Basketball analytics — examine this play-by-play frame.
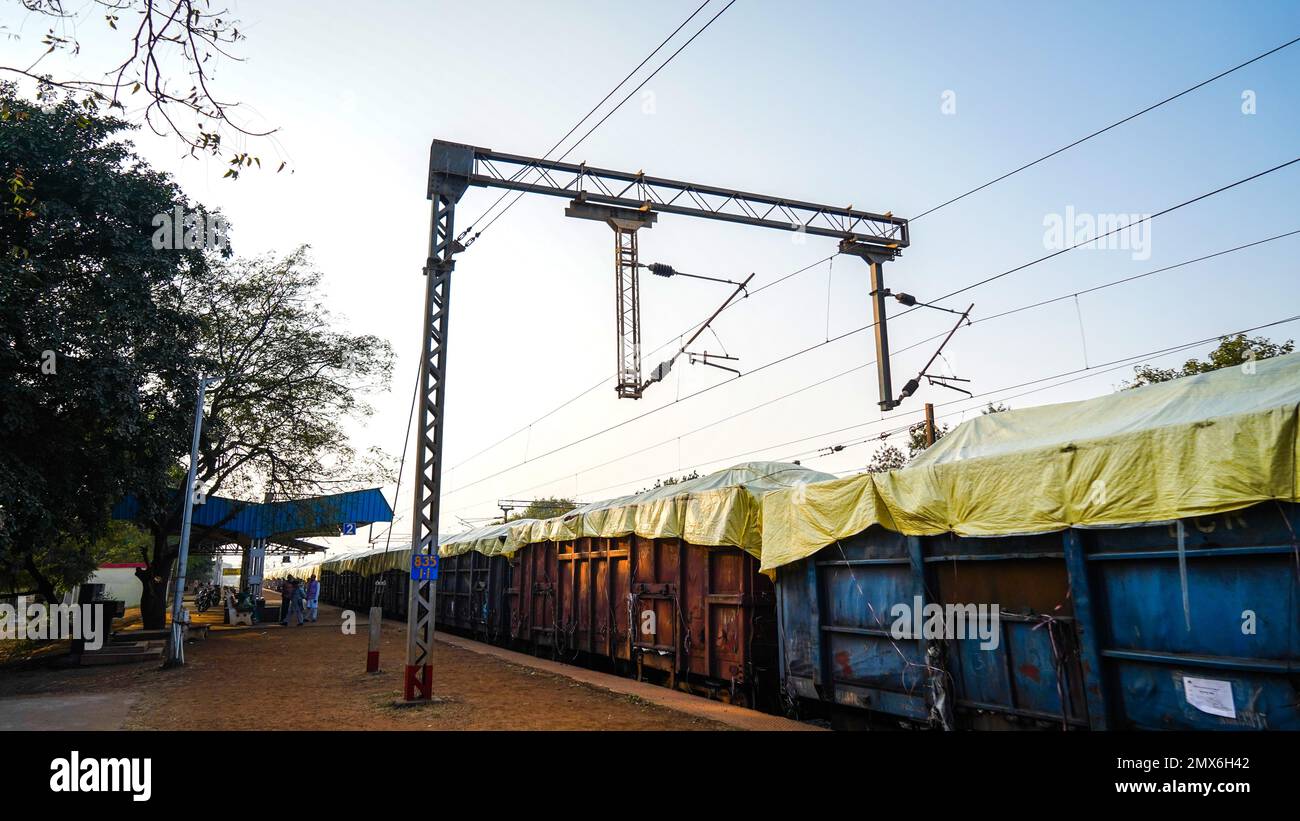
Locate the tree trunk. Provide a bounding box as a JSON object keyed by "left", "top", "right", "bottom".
{"left": 22, "top": 552, "right": 59, "bottom": 605}
{"left": 136, "top": 530, "right": 175, "bottom": 629}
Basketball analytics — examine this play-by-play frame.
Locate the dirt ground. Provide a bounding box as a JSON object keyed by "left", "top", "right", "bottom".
{"left": 0, "top": 597, "right": 728, "bottom": 731}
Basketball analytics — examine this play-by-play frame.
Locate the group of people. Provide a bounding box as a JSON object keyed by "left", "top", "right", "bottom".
{"left": 278, "top": 574, "right": 319, "bottom": 626}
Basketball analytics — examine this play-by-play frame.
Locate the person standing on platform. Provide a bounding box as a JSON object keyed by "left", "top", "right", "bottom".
{"left": 305, "top": 574, "right": 320, "bottom": 623}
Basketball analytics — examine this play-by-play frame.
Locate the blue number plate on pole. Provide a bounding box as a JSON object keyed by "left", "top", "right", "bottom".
{"left": 411, "top": 553, "right": 439, "bottom": 581}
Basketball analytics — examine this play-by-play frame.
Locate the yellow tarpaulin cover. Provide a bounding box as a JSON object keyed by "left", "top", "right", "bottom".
{"left": 319, "top": 541, "right": 428, "bottom": 576}
{"left": 264, "top": 555, "right": 324, "bottom": 581}
{"left": 439, "top": 462, "right": 835, "bottom": 561}
{"left": 318, "top": 529, "right": 503, "bottom": 576}
{"left": 760, "top": 352, "right": 1300, "bottom": 573}
{"left": 435, "top": 520, "right": 537, "bottom": 560}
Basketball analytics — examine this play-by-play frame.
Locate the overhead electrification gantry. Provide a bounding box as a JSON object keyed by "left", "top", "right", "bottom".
{"left": 405, "top": 139, "right": 910, "bottom": 700}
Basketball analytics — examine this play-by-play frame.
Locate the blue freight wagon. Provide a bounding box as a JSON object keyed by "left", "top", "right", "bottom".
{"left": 767, "top": 353, "right": 1300, "bottom": 730}
{"left": 776, "top": 503, "right": 1299, "bottom": 729}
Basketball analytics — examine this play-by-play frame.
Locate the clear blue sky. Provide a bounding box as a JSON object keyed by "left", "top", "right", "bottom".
{"left": 8, "top": 0, "right": 1300, "bottom": 540}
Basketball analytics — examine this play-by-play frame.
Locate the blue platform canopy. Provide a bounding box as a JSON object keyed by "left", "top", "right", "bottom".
{"left": 113, "top": 488, "right": 394, "bottom": 553}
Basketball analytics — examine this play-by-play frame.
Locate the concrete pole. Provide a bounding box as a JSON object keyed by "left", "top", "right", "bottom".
{"left": 367, "top": 606, "right": 383, "bottom": 672}
{"left": 166, "top": 374, "right": 219, "bottom": 667}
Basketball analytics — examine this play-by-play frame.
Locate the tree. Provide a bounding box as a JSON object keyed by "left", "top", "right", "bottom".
{"left": 1, "top": 1, "right": 282, "bottom": 178}
{"left": 905, "top": 419, "right": 949, "bottom": 459}
{"left": 864, "top": 442, "right": 906, "bottom": 474}
{"left": 126, "top": 247, "right": 395, "bottom": 627}
{"left": 0, "top": 81, "right": 207, "bottom": 605}
{"left": 513, "top": 497, "right": 577, "bottom": 521}
{"left": 637, "top": 470, "right": 701, "bottom": 494}
{"left": 1122, "top": 334, "right": 1294, "bottom": 389}
{"left": 982, "top": 402, "right": 1011, "bottom": 414}
{"left": 1, "top": 82, "right": 394, "bottom": 628}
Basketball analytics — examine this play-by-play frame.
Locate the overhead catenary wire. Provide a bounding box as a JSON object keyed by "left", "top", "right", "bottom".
{"left": 366, "top": 357, "right": 422, "bottom": 550}
{"left": 911, "top": 34, "right": 1300, "bottom": 221}
{"left": 441, "top": 158, "right": 1300, "bottom": 502}
{"left": 446, "top": 254, "right": 835, "bottom": 474}
{"left": 567, "top": 313, "right": 1300, "bottom": 503}
{"left": 819, "top": 313, "right": 1300, "bottom": 470}
{"left": 465, "top": 0, "right": 738, "bottom": 245}
{"left": 913, "top": 157, "right": 1300, "bottom": 313}
{"left": 456, "top": 0, "right": 718, "bottom": 239}
{"left": 444, "top": 36, "right": 1299, "bottom": 475}
{"left": 461, "top": 229, "right": 1300, "bottom": 512}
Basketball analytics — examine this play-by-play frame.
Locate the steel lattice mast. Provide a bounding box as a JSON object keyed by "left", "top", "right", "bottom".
{"left": 404, "top": 139, "right": 909, "bottom": 699}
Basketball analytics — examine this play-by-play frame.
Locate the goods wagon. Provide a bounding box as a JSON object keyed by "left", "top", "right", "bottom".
{"left": 775, "top": 504, "right": 1300, "bottom": 730}
{"left": 768, "top": 353, "right": 1300, "bottom": 730}
{"left": 435, "top": 551, "right": 512, "bottom": 642}
{"left": 375, "top": 568, "right": 410, "bottom": 619}
{"left": 506, "top": 534, "right": 778, "bottom": 707}
{"left": 1078, "top": 503, "right": 1299, "bottom": 730}
{"left": 777, "top": 526, "right": 1089, "bottom": 728}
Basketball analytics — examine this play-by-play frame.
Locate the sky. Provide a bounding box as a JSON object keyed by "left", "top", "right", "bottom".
{"left": 6, "top": 0, "right": 1300, "bottom": 558}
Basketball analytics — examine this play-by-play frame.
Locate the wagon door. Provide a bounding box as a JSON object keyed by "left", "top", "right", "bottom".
{"left": 610, "top": 536, "right": 633, "bottom": 661}
{"left": 556, "top": 539, "right": 578, "bottom": 653}
{"left": 687, "top": 546, "right": 772, "bottom": 701}
{"left": 590, "top": 537, "right": 626, "bottom": 661}
{"left": 529, "top": 542, "right": 558, "bottom": 651}
{"left": 631, "top": 536, "right": 683, "bottom": 685}
{"left": 469, "top": 552, "right": 491, "bottom": 637}
{"left": 507, "top": 551, "right": 525, "bottom": 645}
{"left": 486, "top": 554, "right": 511, "bottom": 644}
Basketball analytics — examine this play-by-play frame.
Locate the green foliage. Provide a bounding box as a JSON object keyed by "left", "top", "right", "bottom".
{"left": 514, "top": 497, "right": 577, "bottom": 521}
{"left": 87, "top": 521, "right": 152, "bottom": 565}
{"left": 5, "top": 521, "right": 151, "bottom": 597}
{"left": 186, "top": 553, "right": 216, "bottom": 580}
{"left": 190, "top": 247, "right": 396, "bottom": 500}
{"left": 0, "top": 82, "right": 394, "bottom": 625}
{"left": 864, "top": 442, "right": 907, "bottom": 474}
{"left": 637, "top": 470, "right": 701, "bottom": 494}
{"left": 1122, "top": 334, "right": 1294, "bottom": 389}
{"left": 0, "top": 80, "right": 207, "bottom": 601}
{"left": 906, "top": 420, "right": 949, "bottom": 458}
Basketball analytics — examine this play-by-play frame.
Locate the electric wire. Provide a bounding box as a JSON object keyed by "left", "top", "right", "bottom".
{"left": 442, "top": 159, "right": 1300, "bottom": 501}
{"left": 462, "top": 230, "right": 1300, "bottom": 511}
{"left": 457, "top": 0, "right": 717, "bottom": 237}
{"left": 574, "top": 313, "right": 1300, "bottom": 501}
{"left": 912, "top": 34, "right": 1300, "bottom": 220}
{"left": 444, "top": 37, "right": 1300, "bottom": 472}
{"left": 466, "top": 0, "right": 738, "bottom": 244}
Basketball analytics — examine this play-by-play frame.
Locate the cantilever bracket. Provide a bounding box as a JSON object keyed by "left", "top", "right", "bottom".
{"left": 565, "top": 200, "right": 657, "bottom": 399}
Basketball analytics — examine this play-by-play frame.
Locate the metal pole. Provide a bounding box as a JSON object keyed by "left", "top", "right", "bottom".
{"left": 867, "top": 258, "right": 895, "bottom": 411}
{"left": 167, "top": 374, "right": 218, "bottom": 667}
{"left": 839, "top": 241, "right": 902, "bottom": 411}
{"left": 405, "top": 141, "right": 471, "bottom": 700}
{"left": 405, "top": 196, "right": 455, "bottom": 699}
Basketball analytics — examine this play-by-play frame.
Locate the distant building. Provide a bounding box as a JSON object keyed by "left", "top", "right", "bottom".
{"left": 81, "top": 563, "right": 146, "bottom": 609}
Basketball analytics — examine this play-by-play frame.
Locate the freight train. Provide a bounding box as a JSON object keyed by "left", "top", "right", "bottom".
{"left": 317, "top": 353, "right": 1300, "bottom": 730}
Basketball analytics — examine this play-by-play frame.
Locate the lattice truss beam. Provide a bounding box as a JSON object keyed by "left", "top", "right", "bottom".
{"left": 466, "top": 147, "right": 910, "bottom": 246}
